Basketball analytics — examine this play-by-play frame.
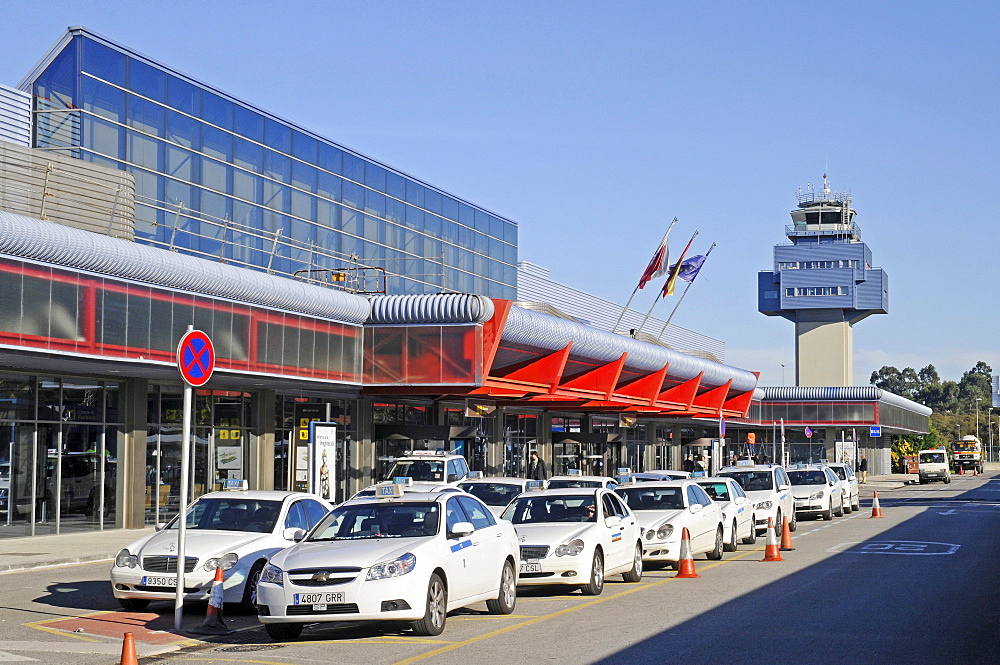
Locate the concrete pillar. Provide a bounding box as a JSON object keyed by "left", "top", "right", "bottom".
{"left": 249, "top": 390, "right": 275, "bottom": 490}
{"left": 120, "top": 377, "right": 148, "bottom": 529}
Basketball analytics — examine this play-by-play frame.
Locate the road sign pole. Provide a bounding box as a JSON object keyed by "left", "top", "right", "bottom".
{"left": 174, "top": 325, "right": 194, "bottom": 631}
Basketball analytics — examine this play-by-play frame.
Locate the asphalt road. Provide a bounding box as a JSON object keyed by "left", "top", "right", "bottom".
{"left": 1, "top": 473, "right": 998, "bottom": 665}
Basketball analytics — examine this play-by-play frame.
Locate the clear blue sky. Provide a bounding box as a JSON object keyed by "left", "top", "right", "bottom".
{"left": 2, "top": 1, "right": 997, "bottom": 388}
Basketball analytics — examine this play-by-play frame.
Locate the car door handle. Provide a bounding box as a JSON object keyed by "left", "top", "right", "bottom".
{"left": 496, "top": 532, "right": 503, "bottom": 538}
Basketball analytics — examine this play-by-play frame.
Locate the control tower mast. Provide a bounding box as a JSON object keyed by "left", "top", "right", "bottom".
{"left": 757, "top": 176, "right": 888, "bottom": 386}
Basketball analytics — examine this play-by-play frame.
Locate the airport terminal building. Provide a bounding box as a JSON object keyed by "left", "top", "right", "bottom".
{"left": 0, "top": 27, "right": 928, "bottom": 541}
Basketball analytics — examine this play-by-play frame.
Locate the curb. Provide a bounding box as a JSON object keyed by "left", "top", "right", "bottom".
{"left": 0, "top": 553, "right": 114, "bottom": 574}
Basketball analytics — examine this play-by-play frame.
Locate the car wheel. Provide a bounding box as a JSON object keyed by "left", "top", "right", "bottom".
{"left": 723, "top": 520, "right": 738, "bottom": 552}
{"left": 240, "top": 560, "right": 266, "bottom": 614}
{"left": 853, "top": 496, "right": 861, "bottom": 511}
{"left": 823, "top": 500, "right": 833, "bottom": 521}
{"left": 622, "top": 543, "right": 643, "bottom": 583}
{"left": 581, "top": 549, "right": 604, "bottom": 595}
{"left": 486, "top": 561, "right": 516, "bottom": 614}
{"left": 773, "top": 510, "right": 782, "bottom": 535}
{"left": 412, "top": 573, "right": 447, "bottom": 636}
{"left": 742, "top": 517, "right": 757, "bottom": 544}
{"left": 789, "top": 510, "right": 797, "bottom": 532}
{"left": 835, "top": 499, "right": 844, "bottom": 517}
{"left": 117, "top": 598, "right": 150, "bottom": 611}
{"left": 265, "top": 622, "right": 302, "bottom": 641}
{"left": 944, "top": 476, "right": 952, "bottom": 484}
{"left": 844, "top": 499, "right": 852, "bottom": 514}
{"left": 706, "top": 526, "right": 723, "bottom": 560}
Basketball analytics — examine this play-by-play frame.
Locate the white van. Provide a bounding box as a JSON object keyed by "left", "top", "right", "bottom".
{"left": 918, "top": 449, "right": 951, "bottom": 484}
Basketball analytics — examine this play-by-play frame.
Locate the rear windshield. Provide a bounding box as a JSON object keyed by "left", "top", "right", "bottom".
{"left": 787, "top": 470, "right": 827, "bottom": 486}
{"left": 616, "top": 487, "right": 685, "bottom": 510}
{"left": 501, "top": 494, "right": 596, "bottom": 524}
{"left": 458, "top": 482, "right": 524, "bottom": 506}
{"left": 311, "top": 502, "right": 439, "bottom": 540}
{"left": 696, "top": 482, "right": 731, "bottom": 501}
{"left": 719, "top": 471, "right": 774, "bottom": 492}
{"left": 548, "top": 479, "right": 603, "bottom": 489}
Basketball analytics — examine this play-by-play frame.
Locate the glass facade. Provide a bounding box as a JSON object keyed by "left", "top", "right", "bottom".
{"left": 30, "top": 31, "right": 517, "bottom": 299}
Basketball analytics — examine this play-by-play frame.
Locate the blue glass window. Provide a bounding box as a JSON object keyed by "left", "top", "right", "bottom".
{"left": 264, "top": 150, "right": 291, "bottom": 183}
{"left": 342, "top": 181, "right": 363, "bottom": 210}
{"left": 234, "top": 105, "right": 264, "bottom": 142}
{"left": 82, "top": 76, "right": 125, "bottom": 123}
{"left": 440, "top": 219, "right": 459, "bottom": 243}
{"left": 35, "top": 41, "right": 78, "bottom": 108}
{"left": 264, "top": 118, "right": 291, "bottom": 154}
{"left": 405, "top": 180, "right": 424, "bottom": 207}
{"left": 127, "top": 130, "right": 160, "bottom": 171}
{"left": 291, "top": 161, "right": 316, "bottom": 193}
{"left": 404, "top": 205, "right": 423, "bottom": 230}
{"left": 318, "top": 144, "right": 343, "bottom": 174}
{"left": 166, "top": 145, "right": 195, "bottom": 180}
{"left": 291, "top": 190, "right": 313, "bottom": 220}
{"left": 489, "top": 216, "right": 505, "bottom": 240}
{"left": 292, "top": 131, "right": 318, "bottom": 163}
{"left": 458, "top": 203, "right": 475, "bottom": 227}
{"left": 82, "top": 38, "right": 126, "bottom": 87}
{"left": 386, "top": 198, "right": 405, "bottom": 224}
{"left": 127, "top": 95, "right": 164, "bottom": 137}
{"left": 167, "top": 75, "right": 200, "bottom": 116}
{"left": 385, "top": 172, "right": 405, "bottom": 200}
{"left": 128, "top": 58, "right": 165, "bottom": 100}
{"left": 424, "top": 189, "right": 442, "bottom": 215}
{"left": 166, "top": 111, "right": 200, "bottom": 149}
{"left": 83, "top": 116, "right": 122, "bottom": 159}
{"left": 364, "top": 163, "right": 386, "bottom": 190}
{"left": 201, "top": 158, "right": 229, "bottom": 193}
{"left": 423, "top": 213, "right": 442, "bottom": 238}
{"left": 441, "top": 196, "right": 459, "bottom": 221}
{"left": 365, "top": 190, "right": 386, "bottom": 217}
{"left": 342, "top": 209, "right": 361, "bottom": 236}
{"left": 233, "top": 170, "right": 260, "bottom": 203}
{"left": 343, "top": 153, "right": 363, "bottom": 182}
{"left": 316, "top": 200, "right": 341, "bottom": 229}
{"left": 234, "top": 138, "right": 263, "bottom": 173}
{"left": 503, "top": 221, "right": 517, "bottom": 244}
{"left": 202, "top": 91, "right": 233, "bottom": 130}
{"left": 317, "top": 171, "right": 341, "bottom": 201}
{"left": 474, "top": 210, "right": 490, "bottom": 233}
{"left": 263, "top": 182, "right": 289, "bottom": 213}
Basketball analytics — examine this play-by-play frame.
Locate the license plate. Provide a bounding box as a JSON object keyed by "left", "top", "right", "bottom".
{"left": 519, "top": 563, "right": 542, "bottom": 574}
{"left": 141, "top": 576, "right": 178, "bottom": 586}
{"left": 293, "top": 592, "right": 344, "bottom": 605}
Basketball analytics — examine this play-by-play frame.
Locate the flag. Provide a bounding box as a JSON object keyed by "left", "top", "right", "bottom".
{"left": 636, "top": 218, "right": 676, "bottom": 289}
{"left": 673, "top": 254, "right": 707, "bottom": 283}
{"left": 660, "top": 231, "right": 697, "bottom": 297}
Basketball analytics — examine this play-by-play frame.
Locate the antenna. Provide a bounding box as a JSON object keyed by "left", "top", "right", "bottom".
{"left": 823, "top": 173, "right": 831, "bottom": 199}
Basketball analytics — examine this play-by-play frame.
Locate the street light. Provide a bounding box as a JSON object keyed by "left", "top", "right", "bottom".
{"left": 781, "top": 363, "right": 786, "bottom": 387}
{"left": 976, "top": 397, "right": 982, "bottom": 440}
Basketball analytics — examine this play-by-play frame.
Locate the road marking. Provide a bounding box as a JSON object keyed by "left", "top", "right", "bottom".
{"left": 0, "top": 652, "right": 39, "bottom": 662}
{"left": 391, "top": 546, "right": 765, "bottom": 665}
{"left": 828, "top": 540, "right": 960, "bottom": 555}
{"left": 938, "top": 509, "right": 957, "bottom": 515}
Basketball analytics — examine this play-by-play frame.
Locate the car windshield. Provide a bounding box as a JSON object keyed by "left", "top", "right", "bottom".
{"left": 953, "top": 442, "right": 977, "bottom": 452}
{"left": 616, "top": 487, "right": 685, "bottom": 510}
{"left": 458, "top": 482, "right": 524, "bottom": 506}
{"left": 165, "top": 498, "right": 282, "bottom": 532}
{"left": 696, "top": 482, "right": 731, "bottom": 502}
{"left": 384, "top": 459, "right": 445, "bottom": 482}
{"left": 501, "top": 494, "right": 596, "bottom": 523}
{"left": 787, "top": 470, "right": 828, "bottom": 486}
{"left": 719, "top": 471, "right": 774, "bottom": 492}
{"left": 310, "top": 502, "right": 439, "bottom": 540}
{"left": 920, "top": 453, "right": 945, "bottom": 464}
{"left": 830, "top": 467, "right": 848, "bottom": 480}
{"left": 547, "top": 479, "right": 602, "bottom": 489}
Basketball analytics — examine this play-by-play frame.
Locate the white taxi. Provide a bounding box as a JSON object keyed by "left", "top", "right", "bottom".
{"left": 546, "top": 472, "right": 619, "bottom": 490}
{"left": 380, "top": 451, "right": 470, "bottom": 486}
{"left": 256, "top": 488, "right": 519, "bottom": 639}
{"left": 458, "top": 476, "right": 538, "bottom": 517}
{"left": 825, "top": 462, "right": 860, "bottom": 512}
{"left": 500, "top": 487, "right": 642, "bottom": 595}
{"left": 786, "top": 465, "right": 846, "bottom": 520}
{"left": 615, "top": 480, "right": 725, "bottom": 565}
{"left": 634, "top": 470, "right": 692, "bottom": 481}
{"left": 717, "top": 464, "right": 796, "bottom": 535}
{"left": 111, "top": 487, "right": 332, "bottom": 612}
{"left": 351, "top": 481, "right": 464, "bottom": 500}
{"left": 694, "top": 477, "right": 756, "bottom": 551}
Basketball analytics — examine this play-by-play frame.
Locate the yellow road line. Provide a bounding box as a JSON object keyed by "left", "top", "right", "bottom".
{"left": 392, "top": 546, "right": 763, "bottom": 665}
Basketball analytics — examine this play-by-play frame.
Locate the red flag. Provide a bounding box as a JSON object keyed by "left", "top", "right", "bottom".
{"left": 661, "top": 231, "right": 698, "bottom": 297}
{"left": 637, "top": 218, "right": 676, "bottom": 289}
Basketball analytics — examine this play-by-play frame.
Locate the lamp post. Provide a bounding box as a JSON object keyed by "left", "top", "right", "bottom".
{"left": 976, "top": 397, "right": 982, "bottom": 440}
{"left": 781, "top": 363, "right": 786, "bottom": 387}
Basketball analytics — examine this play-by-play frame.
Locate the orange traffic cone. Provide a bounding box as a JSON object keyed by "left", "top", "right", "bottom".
{"left": 870, "top": 491, "right": 885, "bottom": 518}
{"left": 119, "top": 631, "right": 138, "bottom": 665}
{"left": 674, "top": 527, "right": 701, "bottom": 578}
{"left": 779, "top": 515, "right": 795, "bottom": 551}
{"left": 188, "top": 565, "right": 231, "bottom": 635}
{"left": 761, "top": 517, "right": 784, "bottom": 562}
{"left": 958, "top": 466, "right": 964, "bottom": 475}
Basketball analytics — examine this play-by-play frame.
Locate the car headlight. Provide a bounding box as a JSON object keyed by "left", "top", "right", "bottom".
{"left": 554, "top": 539, "right": 585, "bottom": 557}
{"left": 756, "top": 501, "right": 773, "bottom": 510}
{"left": 366, "top": 553, "right": 416, "bottom": 580}
{"left": 656, "top": 525, "right": 673, "bottom": 540}
{"left": 260, "top": 563, "right": 284, "bottom": 586}
{"left": 203, "top": 552, "right": 239, "bottom": 571}
{"left": 115, "top": 548, "right": 138, "bottom": 568}
{"left": 809, "top": 491, "right": 824, "bottom": 500}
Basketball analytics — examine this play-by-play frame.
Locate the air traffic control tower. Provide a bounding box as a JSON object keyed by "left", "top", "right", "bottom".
{"left": 758, "top": 177, "right": 888, "bottom": 386}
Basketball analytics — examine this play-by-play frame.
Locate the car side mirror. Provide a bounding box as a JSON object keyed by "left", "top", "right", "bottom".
{"left": 283, "top": 527, "right": 306, "bottom": 542}
{"left": 449, "top": 521, "right": 475, "bottom": 538}
{"left": 690, "top": 504, "right": 703, "bottom": 514}
{"left": 604, "top": 515, "right": 622, "bottom": 528}
{"left": 154, "top": 522, "right": 167, "bottom": 532}
{"left": 778, "top": 484, "right": 790, "bottom": 491}
{"left": 447, "top": 474, "right": 458, "bottom": 482}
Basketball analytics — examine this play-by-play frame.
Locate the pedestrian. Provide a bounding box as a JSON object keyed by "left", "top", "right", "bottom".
{"left": 859, "top": 455, "right": 868, "bottom": 483}
{"left": 527, "top": 450, "right": 548, "bottom": 480}
{"left": 682, "top": 455, "right": 695, "bottom": 473}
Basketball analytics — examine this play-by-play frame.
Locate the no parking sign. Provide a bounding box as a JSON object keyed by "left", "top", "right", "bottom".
{"left": 176, "top": 330, "right": 215, "bottom": 386}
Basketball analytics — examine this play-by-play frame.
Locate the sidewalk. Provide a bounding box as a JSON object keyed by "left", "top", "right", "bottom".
{"left": 0, "top": 526, "right": 155, "bottom": 573}
{"left": 862, "top": 473, "right": 911, "bottom": 490}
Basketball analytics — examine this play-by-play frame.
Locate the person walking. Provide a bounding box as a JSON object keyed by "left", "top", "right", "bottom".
{"left": 527, "top": 450, "right": 549, "bottom": 480}
{"left": 859, "top": 455, "right": 868, "bottom": 483}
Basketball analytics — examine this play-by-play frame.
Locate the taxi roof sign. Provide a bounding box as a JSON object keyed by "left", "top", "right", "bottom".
{"left": 223, "top": 479, "right": 248, "bottom": 491}
{"left": 467, "top": 471, "right": 484, "bottom": 479}
{"left": 616, "top": 467, "right": 631, "bottom": 475}
{"left": 616, "top": 474, "right": 635, "bottom": 486}
{"left": 567, "top": 469, "right": 582, "bottom": 476}
{"left": 409, "top": 450, "right": 447, "bottom": 456}
{"left": 377, "top": 483, "right": 404, "bottom": 498}
{"left": 392, "top": 477, "right": 414, "bottom": 486}
{"left": 736, "top": 460, "right": 754, "bottom": 467}
{"left": 526, "top": 480, "right": 546, "bottom": 491}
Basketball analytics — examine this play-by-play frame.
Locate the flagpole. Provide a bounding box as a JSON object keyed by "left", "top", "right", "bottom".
{"left": 658, "top": 242, "right": 716, "bottom": 337}
{"left": 613, "top": 218, "right": 676, "bottom": 333}
{"left": 638, "top": 230, "right": 697, "bottom": 334}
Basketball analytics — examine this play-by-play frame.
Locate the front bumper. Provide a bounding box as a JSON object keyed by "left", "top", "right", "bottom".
{"left": 640, "top": 537, "right": 680, "bottom": 563}
{"left": 515, "top": 551, "right": 593, "bottom": 586}
{"left": 793, "top": 499, "right": 827, "bottom": 514}
{"left": 257, "top": 572, "right": 429, "bottom": 623}
{"left": 111, "top": 567, "right": 249, "bottom": 604}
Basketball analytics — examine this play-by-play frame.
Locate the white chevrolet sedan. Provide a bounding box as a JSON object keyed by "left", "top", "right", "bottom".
{"left": 500, "top": 488, "right": 643, "bottom": 595}
{"left": 694, "top": 477, "right": 757, "bottom": 551}
{"left": 256, "top": 490, "right": 519, "bottom": 639}
{"left": 615, "top": 480, "right": 725, "bottom": 565}
{"left": 111, "top": 490, "right": 332, "bottom": 612}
